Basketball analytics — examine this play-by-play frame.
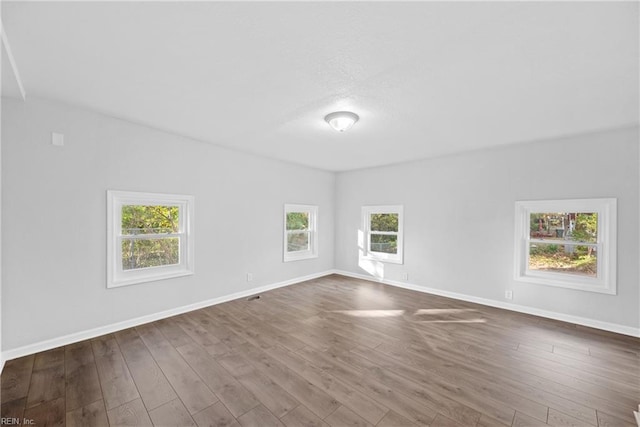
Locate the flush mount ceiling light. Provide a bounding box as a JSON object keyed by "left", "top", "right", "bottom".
{"left": 324, "top": 111, "right": 359, "bottom": 132}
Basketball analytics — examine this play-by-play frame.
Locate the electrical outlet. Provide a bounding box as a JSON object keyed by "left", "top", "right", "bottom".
{"left": 247, "top": 272, "right": 253, "bottom": 282}
{"left": 505, "top": 290, "right": 513, "bottom": 300}
{"left": 401, "top": 272, "right": 409, "bottom": 281}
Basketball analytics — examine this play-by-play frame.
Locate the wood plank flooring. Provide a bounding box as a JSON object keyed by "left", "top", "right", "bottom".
{"left": 2, "top": 274, "right": 639, "bottom": 426}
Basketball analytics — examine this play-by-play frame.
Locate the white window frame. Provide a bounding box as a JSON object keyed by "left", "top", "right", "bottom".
{"left": 107, "top": 190, "right": 194, "bottom": 288}
{"left": 514, "top": 198, "right": 616, "bottom": 294}
{"left": 283, "top": 204, "right": 318, "bottom": 262}
{"left": 362, "top": 205, "right": 404, "bottom": 264}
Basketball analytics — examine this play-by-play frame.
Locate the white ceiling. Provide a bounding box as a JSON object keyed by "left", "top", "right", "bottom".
{"left": 2, "top": 1, "right": 638, "bottom": 171}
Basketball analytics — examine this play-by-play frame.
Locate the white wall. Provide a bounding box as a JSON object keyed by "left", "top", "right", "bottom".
{"left": 0, "top": 16, "right": 3, "bottom": 369}
{"left": 335, "top": 126, "right": 639, "bottom": 330}
{"left": 2, "top": 96, "right": 638, "bottom": 355}
{"left": 1, "top": 97, "right": 335, "bottom": 352}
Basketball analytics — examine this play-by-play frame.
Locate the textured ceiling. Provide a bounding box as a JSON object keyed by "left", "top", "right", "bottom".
{"left": 2, "top": 2, "right": 638, "bottom": 171}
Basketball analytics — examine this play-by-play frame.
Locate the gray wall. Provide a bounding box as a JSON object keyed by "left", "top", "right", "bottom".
{"left": 335, "top": 126, "right": 639, "bottom": 329}
{"left": 2, "top": 98, "right": 335, "bottom": 351}
{"left": 3, "top": 97, "right": 638, "bottom": 352}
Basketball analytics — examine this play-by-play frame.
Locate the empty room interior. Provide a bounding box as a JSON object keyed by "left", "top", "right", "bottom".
{"left": 0, "top": 1, "right": 639, "bottom": 427}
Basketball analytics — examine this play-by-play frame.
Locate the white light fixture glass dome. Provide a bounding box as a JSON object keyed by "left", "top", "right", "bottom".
{"left": 325, "top": 111, "right": 359, "bottom": 132}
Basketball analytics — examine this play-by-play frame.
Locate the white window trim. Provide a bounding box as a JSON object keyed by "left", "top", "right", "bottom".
{"left": 283, "top": 204, "right": 318, "bottom": 262}
{"left": 107, "top": 190, "right": 194, "bottom": 288}
{"left": 362, "top": 205, "right": 404, "bottom": 264}
{"left": 514, "top": 198, "right": 616, "bottom": 294}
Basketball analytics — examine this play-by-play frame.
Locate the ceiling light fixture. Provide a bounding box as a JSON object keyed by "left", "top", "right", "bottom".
{"left": 324, "top": 111, "right": 359, "bottom": 132}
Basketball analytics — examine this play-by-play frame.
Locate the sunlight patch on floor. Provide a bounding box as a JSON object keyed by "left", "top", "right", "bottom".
{"left": 410, "top": 308, "right": 486, "bottom": 324}
{"left": 413, "top": 308, "right": 476, "bottom": 315}
{"left": 410, "top": 319, "right": 487, "bottom": 324}
{"left": 330, "top": 309, "right": 405, "bottom": 318}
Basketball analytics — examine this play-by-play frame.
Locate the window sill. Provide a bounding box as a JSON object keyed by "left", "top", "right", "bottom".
{"left": 284, "top": 253, "right": 318, "bottom": 263}
{"left": 362, "top": 254, "right": 404, "bottom": 265}
{"left": 515, "top": 272, "right": 615, "bottom": 295}
{"left": 108, "top": 270, "right": 194, "bottom": 289}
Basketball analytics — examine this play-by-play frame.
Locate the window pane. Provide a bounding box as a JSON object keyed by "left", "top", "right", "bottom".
{"left": 528, "top": 242, "right": 597, "bottom": 277}
{"left": 529, "top": 212, "right": 597, "bottom": 243}
{"left": 370, "top": 234, "right": 398, "bottom": 254}
{"left": 287, "top": 231, "right": 310, "bottom": 252}
{"left": 122, "top": 205, "right": 179, "bottom": 235}
{"left": 570, "top": 213, "right": 598, "bottom": 243}
{"left": 286, "top": 212, "right": 309, "bottom": 231}
{"left": 370, "top": 213, "right": 398, "bottom": 232}
{"left": 122, "top": 237, "right": 179, "bottom": 270}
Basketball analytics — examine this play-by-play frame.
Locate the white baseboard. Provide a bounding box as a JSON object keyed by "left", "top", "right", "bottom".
{"left": 334, "top": 270, "right": 640, "bottom": 338}
{"left": 4, "top": 268, "right": 636, "bottom": 368}
{"left": 1, "top": 270, "right": 335, "bottom": 364}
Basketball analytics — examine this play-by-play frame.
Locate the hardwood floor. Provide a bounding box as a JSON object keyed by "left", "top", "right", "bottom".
{"left": 2, "top": 274, "right": 639, "bottom": 426}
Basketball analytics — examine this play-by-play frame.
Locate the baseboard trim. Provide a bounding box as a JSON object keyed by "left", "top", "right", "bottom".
{"left": 334, "top": 270, "right": 640, "bottom": 338}
{"left": 1, "top": 270, "right": 335, "bottom": 363}
{"left": 4, "top": 268, "right": 636, "bottom": 366}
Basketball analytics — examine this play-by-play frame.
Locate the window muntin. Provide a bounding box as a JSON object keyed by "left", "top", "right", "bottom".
{"left": 514, "top": 199, "right": 616, "bottom": 294}
{"left": 284, "top": 204, "right": 318, "bottom": 262}
{"left": 362, "top": 206, "right": 404, "bottom": 264}
{"left": 108, "top": 191, "right": 194, "bottom": 288}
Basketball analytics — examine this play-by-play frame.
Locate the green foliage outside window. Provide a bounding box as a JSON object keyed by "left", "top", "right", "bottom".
{"left": 122, "top": 205, "right": 179, "bottom": 234}
{"left": 370, "top": 213, "right": 398, "bottom": 232}
{"left": 370, "top": 234, "right": 398, "bottom": 254}
{"left": 121, "top": 205, "right": 180, "bottom": 270}
{"left": 572, "top": 213, "right": 597, "bottom": 243}
{"left": 286, "top": 212, "right": 309, "bottom": 231}
{"left": 286, "top": 212, "right": 310, "bottom": 252}
{"left": 369, "top": 213, "right": 398, "bottom": 253}
{"left": 528, "top": 212, "right": 598, "bottom": 276}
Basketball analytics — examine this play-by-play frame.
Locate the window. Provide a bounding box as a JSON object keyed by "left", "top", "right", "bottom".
{"left": 362, "top": 205, "right": 404, "bottom": 264}
{"left": 107, "top": 191, "right": 194, "bottom": 288}
{"left": 283, "top": 204, "right": 318, "bottom": 262}
{"left": 514, "top": 198, "right": 616, "bottom": 294}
